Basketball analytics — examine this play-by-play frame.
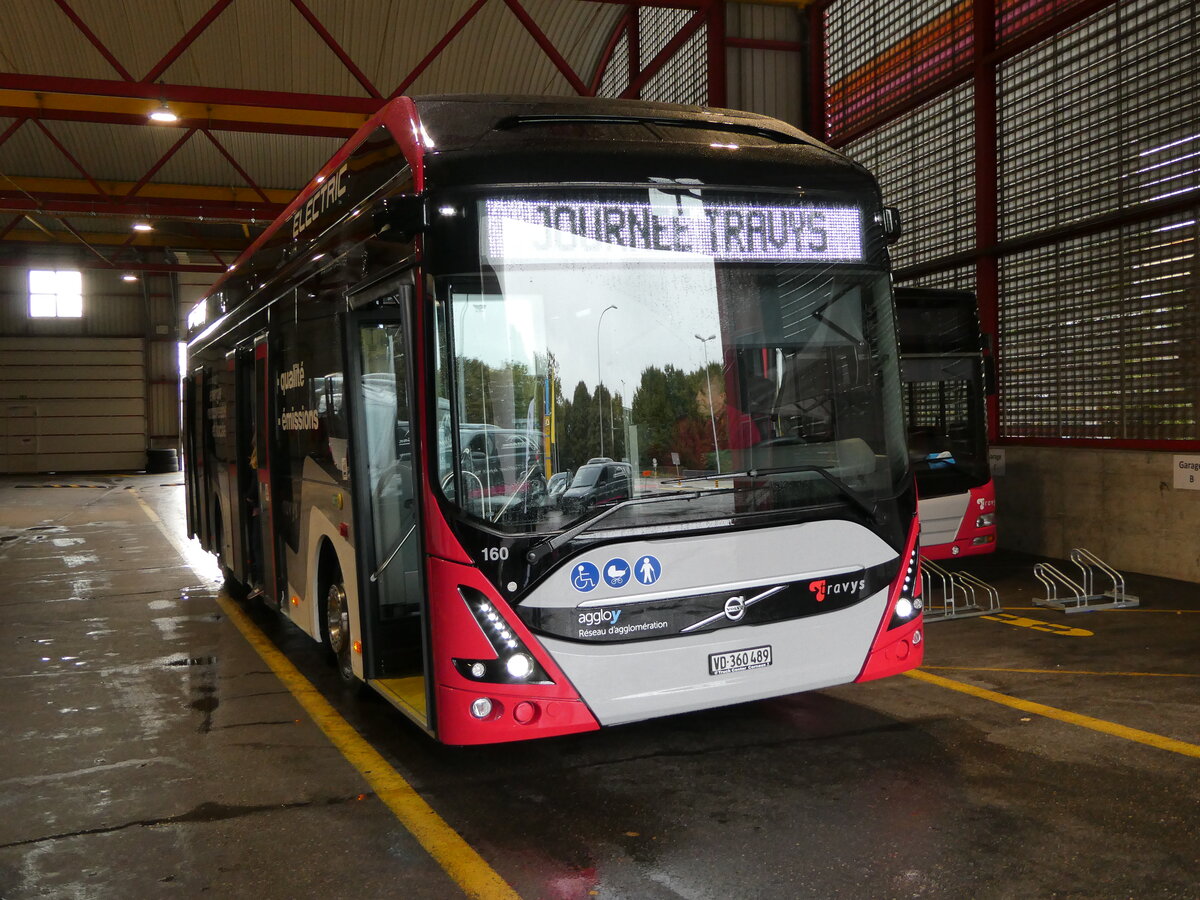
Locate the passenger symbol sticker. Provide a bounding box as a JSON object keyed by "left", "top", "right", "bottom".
{"left": 634, "top": 555, "right": 662, "bottom": 585}
{"left": 603, "top": 558, "right": 631, "bottom": 588}
{"left": 572, "top": 561, "right": 600, "bottom": 593}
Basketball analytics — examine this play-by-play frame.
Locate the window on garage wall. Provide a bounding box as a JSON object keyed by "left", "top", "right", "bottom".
{"left": 28, "top": 269, "right": 83, "bottom": 318}
{"left": 821, "top": 0, "right": 1200, "bottom": 446}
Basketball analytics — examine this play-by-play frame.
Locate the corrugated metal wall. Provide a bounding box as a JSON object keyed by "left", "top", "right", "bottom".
{"left": 0, "top": 262, "right": 179, "bottom": 472}
{"left": 726, "top": 4, "right": 804, "bottom": 127}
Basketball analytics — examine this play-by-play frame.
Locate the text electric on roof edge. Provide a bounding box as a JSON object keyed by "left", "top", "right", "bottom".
{"left": 182, "top": 95, "right": 924, "bottom": 746}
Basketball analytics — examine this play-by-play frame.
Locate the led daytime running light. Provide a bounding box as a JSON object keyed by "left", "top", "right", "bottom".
{"left": 453, "top": 587, "right": 553, "bottom": 685}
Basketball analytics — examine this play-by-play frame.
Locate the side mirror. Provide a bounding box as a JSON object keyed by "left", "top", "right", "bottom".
{"left": 878, "top": 206, "right": 902, "bottom": 244}
{"left": 373, "top": 195, "right": 426, "bottom": 238}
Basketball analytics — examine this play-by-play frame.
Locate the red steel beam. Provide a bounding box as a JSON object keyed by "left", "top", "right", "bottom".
{"left": 0, "top": 257, "right": 227, "bottom": 274}
{"left": 823, "top": 0, "right": 1123, "bottom": 148}
{"left": 894, "top": 191, "right": 1200, "bottom": 282}
{"left": 974, "top": 0, "right": 1001, "bottom": 446}
{"left": 30, "top": 119, "right": 111, "bottom": 202}
{"left": 504, "top": 0, "right": 591, "bottom": 95}
{"left": 0, "top": 104, "right": 355, "bottom": 139}
{"left": 53, "top": 0, "right": 134, "bottom": 81}
{"left": 806, "top": 3, "right": 826, "bottom": 140}
{"left": 0, "top": 117, "right": 25, "bottom": 149}
{"left": 0, "top": 193, "right": 285, "bottom": 221}
{"left": 123, "top": 128, "right": 198, "bottom": 201}
{"left": 290, "top": 0, "right": 383, "bottom": 99}
{"left": 201, "top": 129, "right": 271, "bottom": 203}
{"left": 141, "top": 0, "right": 235, "bottom": 84}
{"left": 391, "top": 0, "right": 491, "bottom": 98}
{"left": 628, "top": 6, "right": 640, "bottom": 97}
{"left": 707, "top": 0, "right": 726, "bottom": 107}
{"left": 0, "top": 214, "right": 22, "bottom": 240}
{"left": 582, "top": 0, "right": 706, "bottom": 7}
{"left": 590, "top": 7, "right": 634, "bottom": 95}
{"left": 0, "top": 73, "right": 382, "bottom": 115}
{"left": 726, "top": 37, "right": 803, "bottom": 52}
{"left": 621, "top": 9, "right": 707, "bottom": 99}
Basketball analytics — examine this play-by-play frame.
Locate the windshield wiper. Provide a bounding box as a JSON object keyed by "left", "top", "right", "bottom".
{"left": 525, "top": 489, "right": 733, "bottom": 565}
{"left": 667, "top": 465, "right": 878, "bottom": 524}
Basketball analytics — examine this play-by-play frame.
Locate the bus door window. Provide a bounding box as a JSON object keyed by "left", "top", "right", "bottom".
{"left": 356, "top": 320, "right": 421, "bottom": 622}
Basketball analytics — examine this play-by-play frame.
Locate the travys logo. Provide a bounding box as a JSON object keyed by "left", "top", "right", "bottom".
{"left": 809, "top": 576, "right": 866, "bottom": 602}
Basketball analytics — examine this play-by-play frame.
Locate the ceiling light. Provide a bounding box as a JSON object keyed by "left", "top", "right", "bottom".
{"left": 132, "top": 222, "right": 153, "bottom": 232}
{"left": 122, "top": 274, "right": 138, "bottom": 282}
{"left": 149, "top": 103, "right": 178, "bottom": 124}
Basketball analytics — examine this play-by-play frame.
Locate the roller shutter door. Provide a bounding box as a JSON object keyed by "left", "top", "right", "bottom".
{"left": 0, "top": 337, "right": 146, "bottom": 474}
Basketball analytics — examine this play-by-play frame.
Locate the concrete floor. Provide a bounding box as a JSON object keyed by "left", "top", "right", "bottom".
{"left": 1, "top": 474, "right": 1197, "bottom": 899}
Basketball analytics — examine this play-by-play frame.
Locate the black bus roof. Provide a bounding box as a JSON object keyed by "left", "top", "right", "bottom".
{"left": 191, "top": 95, "right": 883, "bottom": 342}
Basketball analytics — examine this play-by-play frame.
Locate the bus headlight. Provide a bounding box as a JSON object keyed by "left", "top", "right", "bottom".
{"left": 505, "top": 652, "right": 534, "bottom": 680}
{"left": 976, "top": 513, "right": 995, "bottom": 528}
{"left": 888, "top": 543, "right": 923, "bottom": 629}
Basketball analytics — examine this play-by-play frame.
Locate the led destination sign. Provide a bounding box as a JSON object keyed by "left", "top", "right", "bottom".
{"left": 484, "top": 197, "right": 863, "bottom": 263}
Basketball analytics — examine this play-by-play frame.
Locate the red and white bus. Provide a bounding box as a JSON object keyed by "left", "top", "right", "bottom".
{"left": 183, "top": 95, "right": 923, "bottom": 745}
{"left": 896, "top": 287, "right": 996, "bottom": 559}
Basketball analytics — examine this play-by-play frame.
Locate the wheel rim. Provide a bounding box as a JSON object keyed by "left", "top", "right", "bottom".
{"left": 326, "top": 583, "right": 349, "bottom": 655}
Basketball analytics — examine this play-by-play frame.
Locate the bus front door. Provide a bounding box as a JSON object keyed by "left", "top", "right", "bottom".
{"left": 348, "top": 295, "right": 430, "bottom": 729}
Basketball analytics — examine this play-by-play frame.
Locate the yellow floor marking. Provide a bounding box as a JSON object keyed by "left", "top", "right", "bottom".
{"left": 216, "top": 597, "right": 520, "bottom": 899}
{"left": 999, "top": 605, "right": 1200, "bottom": 614}
{"left": 906, "top": 669, "right": 1200, "bottom": 759}
{"left": 981, "top": 613, "right": 1093, "bottom": 636}
{"left": 924, "top": 665, "right": 1200, "bottom": 678}
{"left": 133, "top": 489, "right": 520, "bottom": 899}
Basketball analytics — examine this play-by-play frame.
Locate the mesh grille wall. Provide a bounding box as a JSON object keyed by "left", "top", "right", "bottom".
{"left": 843, "top": 85, "right": 976, "bottom": 271}
{"left": 825, "top": 0, "right": 970, "bottom": 143}
{"left": 1000, "top": 214, "right": 1198, "bottom": 441}
{"left": 824, "top": 0, "right": 1200, "bottom": 445}
{"left": 999, "top": 0, "right": 1200, "bottom": 241}
{"left": 639, "top": 7, "right": 707, "bottom": 106}
{"left": 598, "top": 31, "right": 629, "bottom": 99}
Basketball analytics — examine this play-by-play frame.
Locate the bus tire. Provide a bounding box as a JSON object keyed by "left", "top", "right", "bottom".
{"left": 323, "top": 576, "right": 355, "bottom": 684}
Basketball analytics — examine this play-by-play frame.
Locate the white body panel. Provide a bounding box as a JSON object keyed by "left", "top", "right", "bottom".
{"left": 524, "top": 520, "right": 897, "bottom": 725}
{"left": 917, "top": 492, "right": 970, "bottom": 548}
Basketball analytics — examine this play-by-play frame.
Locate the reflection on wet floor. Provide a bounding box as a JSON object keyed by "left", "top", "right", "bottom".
{"left": 0, "top": 474, "right": 1197, "bottom": 900}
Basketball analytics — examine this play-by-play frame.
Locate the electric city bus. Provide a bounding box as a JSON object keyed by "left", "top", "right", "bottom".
{"left": 183, "top": 95, "right": 923, "bottom": 745}
{"left": 895, "top": 287, "right": 996, "bottom": 559}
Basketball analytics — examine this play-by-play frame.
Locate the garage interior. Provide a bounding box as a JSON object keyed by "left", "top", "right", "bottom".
{"left": 1, "top": 2, "right": 1197, "bottom": 898}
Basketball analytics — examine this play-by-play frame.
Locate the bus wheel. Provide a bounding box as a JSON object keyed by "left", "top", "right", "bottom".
{"left": 325, "top": 581, "right": 354, "bottom": 683}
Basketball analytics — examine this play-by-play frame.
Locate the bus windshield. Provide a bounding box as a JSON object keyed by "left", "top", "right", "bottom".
{"left": 433, "top": 188, "right": 909, "bottom": 535}
{"left": 903, "top": 355, "right": 990, "bottom": 493}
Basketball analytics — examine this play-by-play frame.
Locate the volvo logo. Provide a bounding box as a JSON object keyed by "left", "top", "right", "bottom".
{"left": 681, "top": 585, "right": 785, "bottom": 633}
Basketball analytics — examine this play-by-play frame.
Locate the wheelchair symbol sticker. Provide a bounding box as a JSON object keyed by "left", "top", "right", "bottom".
{"left": 603, "top": 558, "right": 631, "bottom": 588}
{"left": 634, "top": 555, "right": 661, "bottom": 585}
{"left": 572, "top": 561, "right": 600, "bottom": 593}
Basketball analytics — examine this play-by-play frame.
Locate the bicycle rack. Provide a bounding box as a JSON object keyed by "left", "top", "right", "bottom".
{"left": 920, "top": 556, "right": 1002, "bottom": 622}
{"left": 1032, "top": 548, "right": 1139, "bottom": 613}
